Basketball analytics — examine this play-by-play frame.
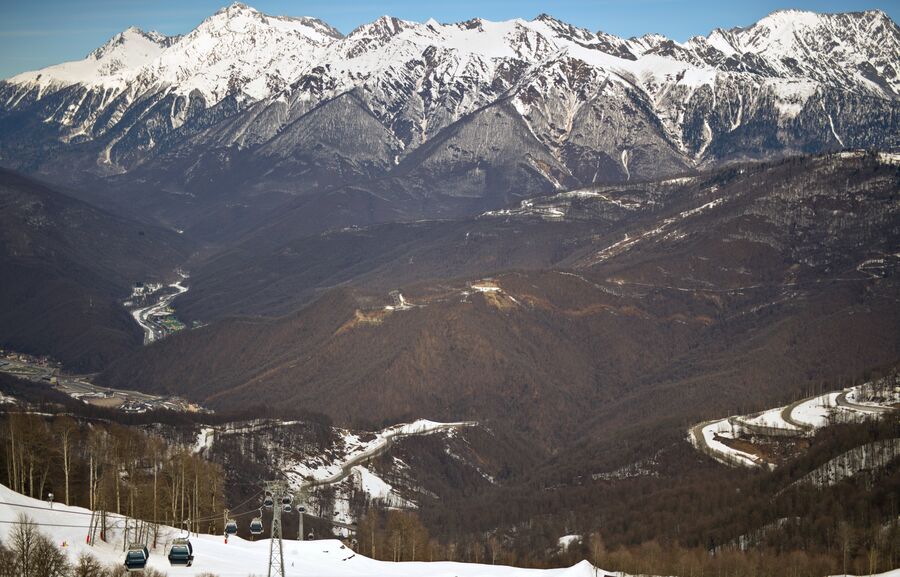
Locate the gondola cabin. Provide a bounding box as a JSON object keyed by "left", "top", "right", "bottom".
{"left": 168, "top": 538, "right": 194, "bottom": 567}
{"left": 225, "top": 518, "right": 238, "bottom": 535}
{"left": 124, "top": 544, "right": 149, "bottom": 571}
{"left": 250, "top": 517, "right": 264, "bottom": 535}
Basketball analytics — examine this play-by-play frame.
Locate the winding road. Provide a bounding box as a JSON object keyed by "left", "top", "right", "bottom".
{"left": 780, "top": 398, "right": 816, "bottom": 431}
{"left": 132, "top": 280, "right": 189, "bottom": 344}
{"left": 691, "top": 385, "right": 897, "bottom": 469}
{"left": 835, "top": 391, "right": 893, "bottom": 414}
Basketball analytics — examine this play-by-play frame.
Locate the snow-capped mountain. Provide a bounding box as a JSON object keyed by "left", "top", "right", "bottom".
{"left": 8, "top": 27, "right": 178, "bottom": 92}
{"left": 133, "top": 4, "right": 341, "bottom": 103}
{"left": 0, "top": 4, "right": 897, "bottom": 231}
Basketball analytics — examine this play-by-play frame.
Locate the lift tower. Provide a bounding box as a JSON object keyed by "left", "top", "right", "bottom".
{"left": 264, "top": 480, "right": 289, "bottom": 577}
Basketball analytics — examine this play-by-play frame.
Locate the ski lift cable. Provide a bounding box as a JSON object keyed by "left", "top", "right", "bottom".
{"left": 0, "top": 489, "right": 264, "bottom": 526}
{"left": 0, "top": 518, "right": 129, "bottom": 529}
{"left": 0, "top": 505, "right": 355, "bottom": 532}
{"left": 0, "top": 500, "right": 96, "bottom": 515}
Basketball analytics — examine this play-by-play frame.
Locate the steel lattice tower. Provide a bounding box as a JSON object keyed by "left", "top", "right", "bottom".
{"left": 265, "top": 481, "right": 287, "bottom": 577}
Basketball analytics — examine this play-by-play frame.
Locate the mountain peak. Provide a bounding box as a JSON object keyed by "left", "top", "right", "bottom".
{"left": 753, "top": 8, "right": 823, "bottom": 29}
{"left": 6, "top": 24, "right": 174, "bottom": 88}
{"left": 187, "top": 3, "right": 341, "bottom": 46}
{"left": 89, "top": 27, "right": 174, "bottom": 60}
{"left": 201, "top": 2, "right": 341, "bottom": 39}
{"left": 204, "top": 2, "right": 265, "bottom": 27}
{"left": 216, "top": 2, "right": 255, "bottom": 16}
{"left": 128, "top": 3, "right": 341, "bottom": 102}
{"left": 530, "top": 13, "right": 587, "bottom": 37}
{"left": 349, "top": 15, "right": 413, "bottom": 38}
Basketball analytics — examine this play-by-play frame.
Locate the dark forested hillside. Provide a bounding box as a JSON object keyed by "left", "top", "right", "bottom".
{"left": 98, "top": 153, "right": 900, "bottom": 468}
{"left": 0, "top": 169, "right": 189, "bottom": 370}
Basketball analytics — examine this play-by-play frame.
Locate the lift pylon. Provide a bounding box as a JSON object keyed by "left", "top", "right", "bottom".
{"left": 264, "top": 480, "right": 289, "bottom": 577}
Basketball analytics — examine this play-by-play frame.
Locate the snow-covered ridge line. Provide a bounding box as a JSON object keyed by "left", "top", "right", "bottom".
{"left": 4, "top": 5, "right": 897, "bottom": 109}
{"left": 689, "top": 378, "right": 899, "bottom": 469}
{"left": 2, "top": 3, "right": 897, "bottom": 181}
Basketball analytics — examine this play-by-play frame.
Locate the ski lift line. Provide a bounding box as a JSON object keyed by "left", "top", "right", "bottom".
{"left": 0, "top": 490, "right": 265, "bottom": 526}
{"left": 223, "top": 490, "right": 267, "bottom": 515}
{"left": 154, "top": 489, "right": 265, "bottom": 525}
{"left": 0, "top": 500, "right": 96, "bottom": 515}
{"left": 0, "top": 518, "right": 129, "bottom": 529}
{"left": 225, "top": 507, "right": 266, "bottom": 519}
{"left": 0, "top": 493, "right": 315, "bottom": 527}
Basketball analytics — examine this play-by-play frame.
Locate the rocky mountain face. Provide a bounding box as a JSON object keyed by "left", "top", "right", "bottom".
{"left": 1, "top": 5, "right": 897, "bottom": 238}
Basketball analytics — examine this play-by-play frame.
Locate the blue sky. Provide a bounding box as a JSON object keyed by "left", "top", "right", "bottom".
{"left": 1, "top": 0, "right": 898, "bottom": 79}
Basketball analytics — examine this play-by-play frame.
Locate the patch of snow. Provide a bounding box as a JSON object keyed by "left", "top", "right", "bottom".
{"left": 768, "top": 79, "right": 817, "bottom": 119}
{"left": 789, "top": 392, "right": 841, "bottom": 429}
{"left": 821, "top": 102, "right": 844, "bottom": 146}
{"left": 193, "top": 427, "right": 215, "bottom": 455}
{"left": 352, "top": 465, "right": 412, "bottom": 507}
{"left": 793, "top": 438, "right": 900, "bottom": 489}
{"left": 289, "top": 419, "right": 475, "bottom": 486}
{"left": 739, "top": 407, "right": 800, "bottom": 432}
{"left": 558, "top": 534, "right": 582, "bottom": 550}
{"left": 694, "top": 419, "right": 763, "bottom": 468}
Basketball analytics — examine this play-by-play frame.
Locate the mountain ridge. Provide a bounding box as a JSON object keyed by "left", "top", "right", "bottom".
{"left": 0, "top": 5, "right": 897, "bottom": 243}
{"left": 2, "top": 5, "right": 896, "bottom": 155}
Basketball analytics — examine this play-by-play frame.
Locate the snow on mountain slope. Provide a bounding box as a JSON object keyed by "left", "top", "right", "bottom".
{"left": 6, "top": 5, "right": 898, "bottom": 101}
{"left": 0, "top": 483, "right": 599, "bottom": 576}
{"left": 1, "top": 4, "right": 898, "bottom": 190}
{"left": 133, "top": 3, "right": 341, "bottom": 103}
{"left": 722, "top": 10, "right": 900, "bottom": 94}
{"left": 7, "top": 27, "right": 175, "bottom": 92}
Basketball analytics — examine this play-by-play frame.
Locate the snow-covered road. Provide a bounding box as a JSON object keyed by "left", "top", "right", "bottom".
{"left": 688, "top": 382, "right": 898, "bottom": 469}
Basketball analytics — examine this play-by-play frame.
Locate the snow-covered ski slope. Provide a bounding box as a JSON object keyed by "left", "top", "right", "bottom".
{"left": 3, "top": 483, "right": 899, "bottom": 577}
{"left": 689, "top": 381, "right": 899, "bottom": 469}
{"left": 0, "top": 484, "right": 599, "bottom": 576}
